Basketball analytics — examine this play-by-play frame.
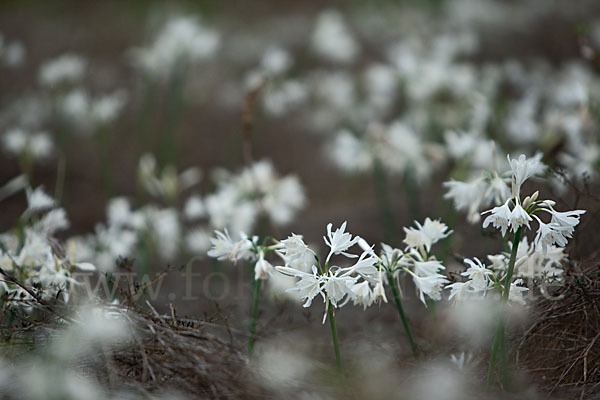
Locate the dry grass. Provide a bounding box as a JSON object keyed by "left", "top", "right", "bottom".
{"left": 516, "top": 257, "right": 600, "bottom": 399}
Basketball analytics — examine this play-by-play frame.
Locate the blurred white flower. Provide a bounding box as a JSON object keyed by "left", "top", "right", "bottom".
{"left": 131, "top": 16, "right": 220, "bottom": 77}
{"left": 38, "top": 53, "right": 86, "bottom": 87}
{"left": 403, "top": 218, "right": 452, "bottom": 252}
{"left": 311, "top": 9, "right": 358, "bottom": 63}
{"left": 183, "top": 195, "right": 206, "bottom": 220}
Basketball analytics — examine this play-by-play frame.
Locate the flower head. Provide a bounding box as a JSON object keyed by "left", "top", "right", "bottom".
{"left": 508, "top": 153, "right": 545, "bottom": 198}
{"left": 403, "top": 217, "right": 452, "bottom": 252}
{"left": 482, "top": 199, "right": 512, "bottom": 237}
{"left": 323, "top": 221, "right": 360, "bottom": 262}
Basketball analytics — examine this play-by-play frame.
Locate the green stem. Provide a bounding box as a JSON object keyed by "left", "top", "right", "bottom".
{"left": 487, "top": 226, "right": 522, "bottom": 387}
{"left": 54, "top": 156, "right": 66, "bottom": 206}
{"left": 134, "top": 75, "right": 157, "bottom": 161}
{"left": 403, "top": 168, "right": 421, "bottom": 222}
{"left": 372, "top": 159, "right": 397, "bottom": 244}
{"left": 387, "top": 271, "right": 419, "bottom": 358}
{"left": 95, "top": 127, "right": 113, "bottom": 199}
{"left": 327, "top": 300, "right": 343, "bottom": 373}
{"left": 160, "top": 59, "right": 188, "bottom": 167}
{"left": 248, "top": 276, "right": 261, "bottom": 355}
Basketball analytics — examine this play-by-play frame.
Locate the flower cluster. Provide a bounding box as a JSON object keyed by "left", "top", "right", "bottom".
{"left": 204, "top": 159, "right": 306, "bottom": 234}
{"left": 380, "top": 218, "right": 452, "bottom": 305}
{"left": 447, "top": 153, "right": 585, "bottom": 305}
{"left": 130, "top": 16, "right": 220, "bottom": 78}
{"left": 275, "top": 222, "right": 383, "bottom": 319}
{"left": 0, "top": 32, "right": 25, "bottom": 68}
{"left": 274, "top": 219, "right": 452, "bottom": 320}
{"left": 0, "top": 184, "right": 95, "bottom": 311}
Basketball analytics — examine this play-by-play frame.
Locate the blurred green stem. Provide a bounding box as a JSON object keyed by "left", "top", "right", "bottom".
{"left": 95, "top": 126, "right": 113, "bottom": 199}
{"left": 134, "top": 75, "right": 157, "bottom": 160}
{"left": 487, "top": 227, "right": 522, "bottom": 388}
{"left": 160, "top": 59, "right": 189, "bottom": 167}
{"left": 403, "top": 168, "right": 421, "bottom": 222}
{"left": 327, "top": 300, "right": 343, "bottom": 373}
{"left": 372, "top": 159, "right": 397, "bottom": 244}
{"left": 248, "top": 275, "right": 261, "bottom": 355}
{"left": 387, "top": 270, "right": 418, "bottom": 358}
{"left": 54, "top": 156, "right": 66, "bottom": 205}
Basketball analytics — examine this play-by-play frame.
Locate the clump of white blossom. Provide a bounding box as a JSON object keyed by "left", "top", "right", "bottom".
{"left": 446, "top": 153, "right": 585, "bottom": 305}
{"left": 130, "top": 15, "right": 220, "bottom": 78}
{"left": 0, "top": 184, "right": 95, "bottom": 311}
{"left": 0, "top": 32, "right": 25, "bottom": 68}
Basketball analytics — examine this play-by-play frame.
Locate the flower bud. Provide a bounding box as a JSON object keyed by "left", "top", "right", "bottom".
{"left": 522, "top": 190, "right": 539, "bottom": 209}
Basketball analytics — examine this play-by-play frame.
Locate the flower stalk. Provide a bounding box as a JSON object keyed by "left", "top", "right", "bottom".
{"left": 487, "top": 226, "right": 522, "bottom": 387}
{"left": 248, "top": 275, "right": 261, "bottom": 355}
{"left": 387, "top": 270, "right": 419, "bottom": 358}
{"left": 327, "top": 300, "right": 343, "bottom": 373}
{"left": 372, "top": 158, "right": 397, "bottom": 243}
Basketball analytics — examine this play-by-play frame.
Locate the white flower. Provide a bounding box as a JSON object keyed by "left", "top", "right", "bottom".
{"left": 260, "top": 46, "right": 293, "bottom": 76}
{"left": 508, "top": 279, "right": 529, "bottom": 305}
{"left": 38, "top": 53, "right": 86, "bottom": 87}
{"left": 183, "top": 195, "right": 205, "bottom": 220}
{"left": 413, "top": 260, "right": 445, "bottom": 277}
{"left": 339, "top": 250, "right": 378, "bottom": 278}
{"left": 508, "top": 203, "right": 532, "bottom": 232}
{"left": 90, "top": 90, "right": 127, "bottom": 125}
{"left": 323, "top": 272, "right": 355, "bottom": 307}
{"left": 131, "top": 16, "right": 220, "bottom": 77}
{"left": 33, "top": 208, "right": 69, "bottom": 234}
{"left": 351, "top": 281, "right": 374, "bottom": 310}
{"left": 311, "top": 9, "right": 358, "bottom": 64}
{"left": 107, "top": 197, "right": 136, "bottom": 228}
{"left": 207, "top": 229, "right": 254, "bottom": 262}
{"left": 278, "top": 234, "right": 315, "bottom": 272}
{"left": 462, "top": 258, "right": 494, "bottom": 292}
{"left": 2, "top": 128, "right": 54, "bottom": 160}
{"left": 276, "top": 265, "right": 324, "bottom": 307}
{"left": 483, "top": 173, "right": 511, "bottom": 206}
{"left": 443, "top": 178, "right": 486, "bottom": 223}
{"left": 410, "top": 272, "right": 448, "bottom": 305}
{"left": 145, "top": 208, "right": 180, "bottom": 260}
{"left": 263, "top": 175, "right": 306, "bottom": 226}
{"left": 372, "top": 276, "right": 388, "bottom": 304}
{"left": 29, "top": 133, "right": 54, "bottom": 159}
{"left": 508, "top": 237, "right": 566, "bottom": 280}
{"left": 508, "top": 153, "right": 546, "bottom": 198}
{"left": 185, "top": 228, "right": 211, "bottom": 254}
{"left": 544, "top": 206, "right": 585, "bottom": 238}
{"left": 330, "top": 130, "right": 372, "bottom": 172}
{"left": 323, "top": 221, "right": 360, "bottom": 262}
{"left": 379, "top": 243, "right": 402, "bottom": 267}
{"left": 482, "top": 199, "right": 512, "bottom": 237}
{"left": 403, "top": 218, "right": 452, "bottom": 252}
{"left": 255, "top": 252, "right": 274, "bottom": 280}
{"left": 25, "top": 186, "right": 55, "bottom": 215}
{"left": 532, "top": 215, "right": 568, "bottom": 254}
{"left": 447, "top": 258, "right": 495, "bottom": 301}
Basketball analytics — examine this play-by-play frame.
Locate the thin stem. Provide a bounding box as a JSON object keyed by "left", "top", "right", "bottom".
{"left": 134, "top": 75, "right": 157, "bottom": 161}
{"left": 54, "top": 156, "right": 66, "bottom": 206}
{"left": 327, "top": 300, "right": 343, "bottom": 373}
{"left": 160, "top": 59, "right": 188, "bottom": 167}
{"left": 248, "top": 275, "right": 261, "bottom": 355}
{"left": 95, "top": 126, "right": 113, "bottom": 199}
{"left": 403, "top": 168, "right": 421, "bottom": 222}
{"left": 487, "top": 226, "right": 522, "bottom": 387}
{"left": 502, "top": 227, "right": 522, "bottom": 300}
{"left": 387, "top": 270, "right": 419, "bottom": 358}
{"left": 372, "top": 158, "right": 397, "bottom": 243}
